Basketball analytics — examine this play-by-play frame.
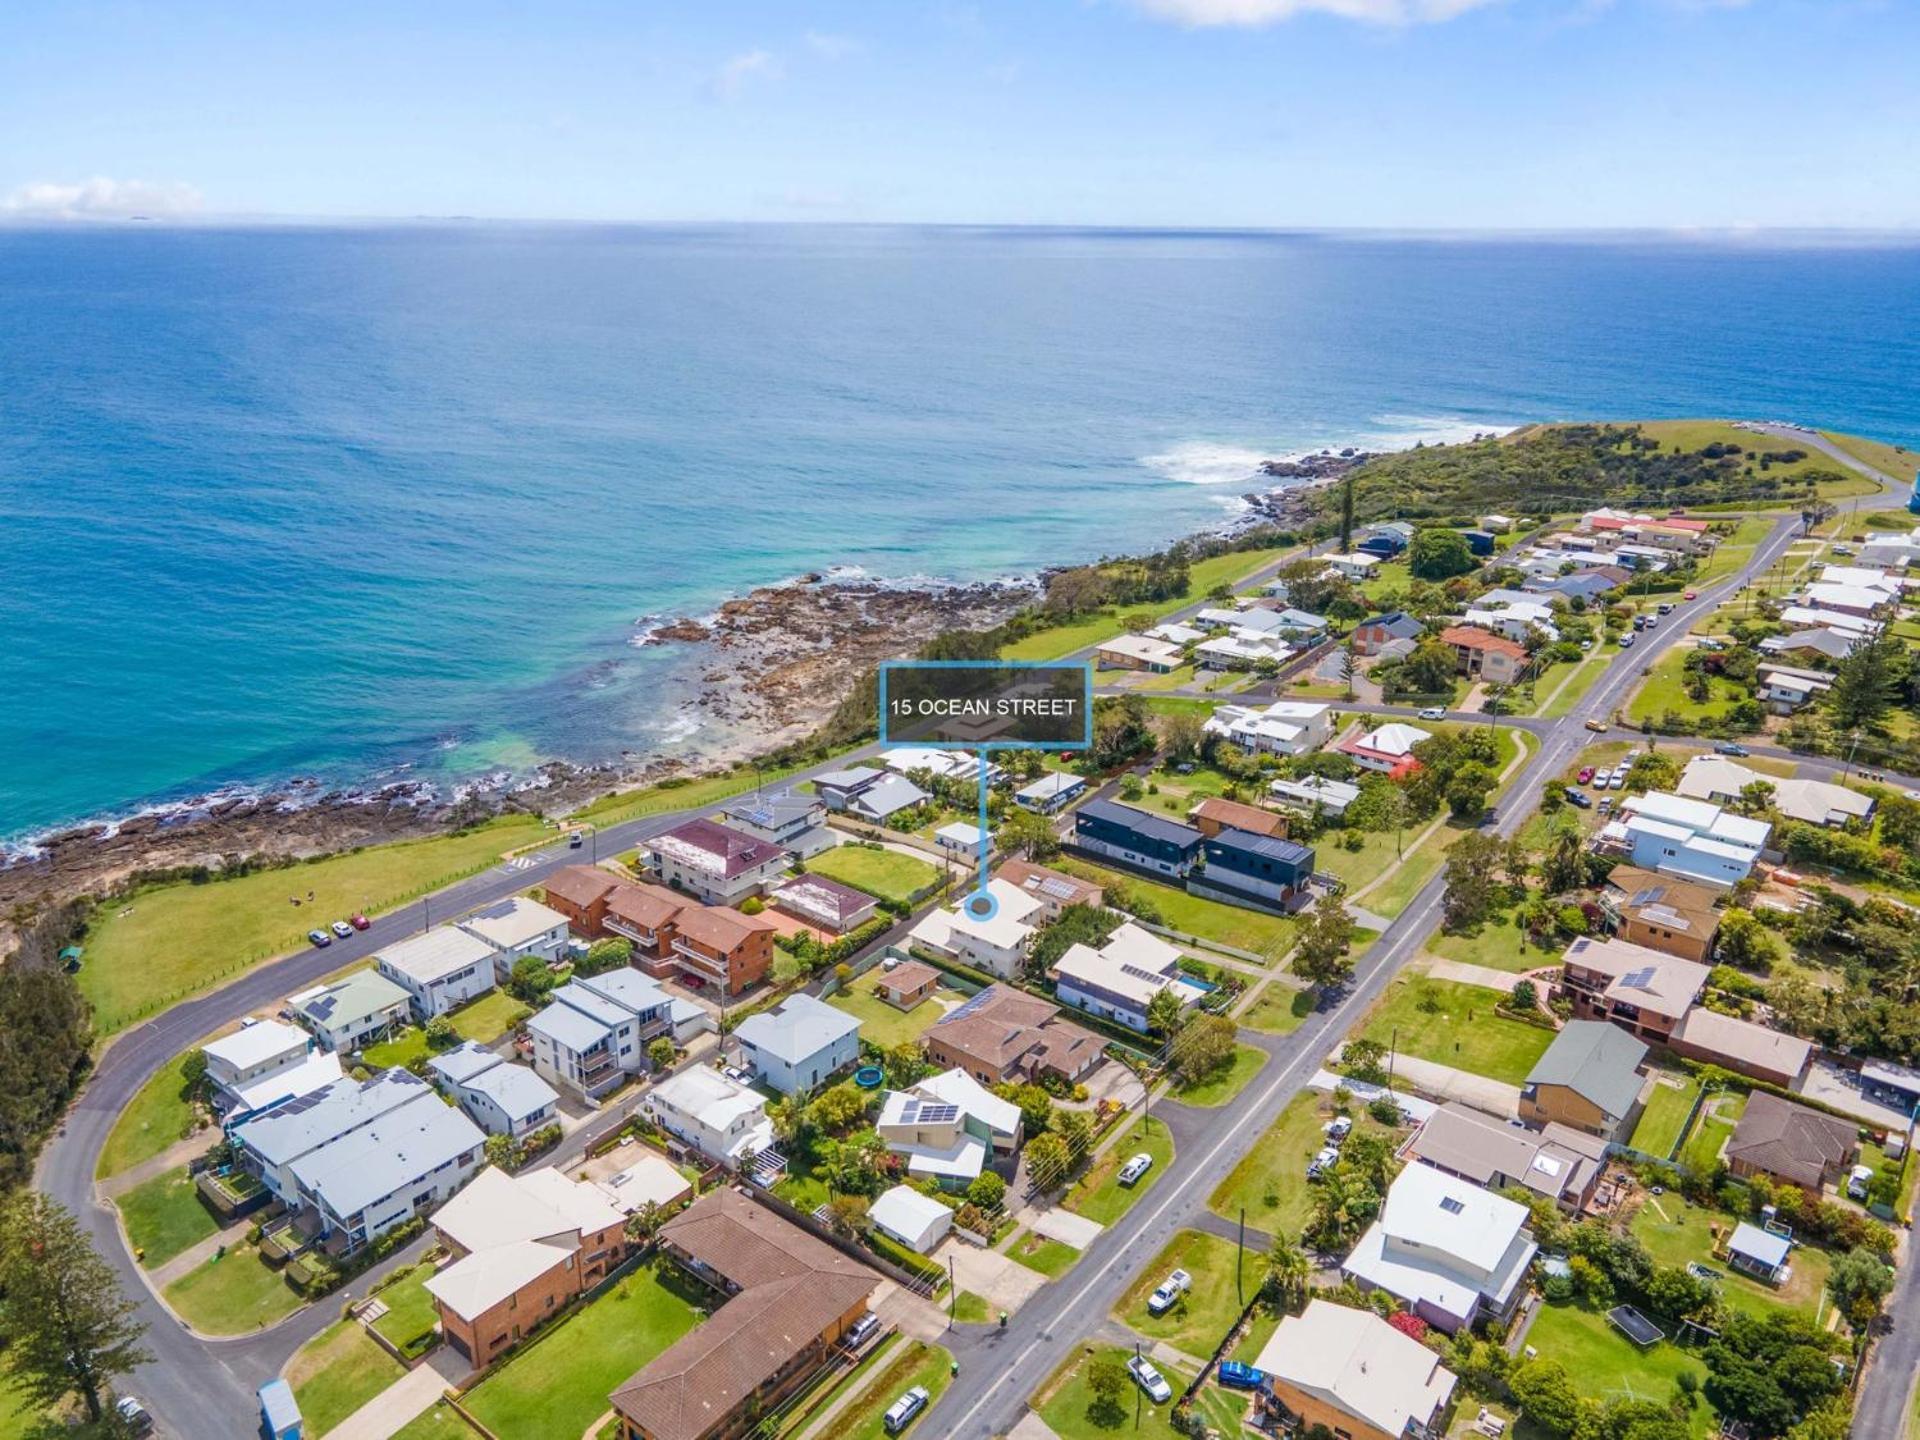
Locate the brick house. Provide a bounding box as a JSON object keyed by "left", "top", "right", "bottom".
{"left": 668, "top": 904, "right": 776, "bottom": 996}
{"left": 1438, "top": 624, "right": 1528, "bottom": 685}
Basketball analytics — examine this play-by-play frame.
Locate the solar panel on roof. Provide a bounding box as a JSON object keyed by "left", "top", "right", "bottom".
{"left": 1439, "top": 1196, "right": 1466, "bottom": 1215}
{"left": 916, "top": 1103, "right": 959, "bottom": 1124}
{"left": 1620, "top": 966, "right": 1658, "bottom": 990}
{"left": 1038, "top": 877, "right": 1079, "bottom": 901}
{"left": 1629, "top": 886, "right": 1667, "bottom": 905}
{"left": 943, "top": 989, "right": 995, "bottom": 1025}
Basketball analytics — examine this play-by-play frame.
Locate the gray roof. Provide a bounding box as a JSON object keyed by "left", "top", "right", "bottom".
{"left": 852, "top": 773, "right": 929, "bottom": 818}
{"left": 1526, "top": 1020, "right": 1647, "bottom": 1122}
{"left": 295, "top": 970, "right": 411, "bottom": 1030}
{"left": 1409, "top": 1102, "right": 1605, "bottom": 1203}
{"left": 546, "top": 981, "right": 628, "bottom": 1028}
{"left": 816, "top": 766, "right": 882, "bottom": 790}
{"left": 464, "top": 1061, "right": 559, "bottom": 1122}
{"left": 291, "top": 1091, "right": 484, "bottom": 1220}
{"left": 574, "top": 968, "right": 670, "bottom": 1017}
{"left": 723, "top": 791, "right": 823, "bottom": 830}
{"left": 735, "top": 993, "right": 861, "bottom": 1066}
{"left": 527, "top": 997, "right": 612, "bottom": 1052}
{"left": 233, "top": 1068, "right": 429, "bottom": 1167}
{"left": 428, "top": 1041, "right": 502, "bottom": 1087}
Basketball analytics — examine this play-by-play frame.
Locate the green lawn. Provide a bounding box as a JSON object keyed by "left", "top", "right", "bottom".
{"left": 1691, "top": 515, "right": 1777, "bottom": 587}
{"left": 1312, "top": 828, "right": 1423, "bottom": 898}
{"left": 1629, "top": 1073, "right": 1703, "bottom": 1161}
{"left": 360, "top": 1025, "right": 436, "bottom": 1071}
{"left": 116, "top": 1165, "right": 220, "bottom": 1266}
{"left": 1002, "top": 548, "right": 1290, "bottom": 662}
{"left": 826, "top": 978, "right": 956, "bottom": 1049}
{"left": 1062, "top": 1118, "right": 1175, "bottom": 1226}
{"left": 1113, "top": 1230, "right": 1252, "bottom": 1355}
{"left": 1426, "top": 912, "right": 1558, "bottom": 974}
{"left": 1625, "top": 647, "right": 1744, "bottom": 728}
{"left": 1525, "top": 1301, "right": 1716, "bottom": 1437}
{"left": 1821, "top": 430, "right": 1919, "bottom": 490}
{"left": 463, "top": 1259, "right": 703, "bottom": 1440}
{"left": 447, "top": 987, "right": 531, "bottom": 1043}
{"left": 285, "top": 1319, "right": 405, "bottom": 1438}
{"left": 388, "top": 1404, "right": 467, "bottom": 1440}
{"left": 1629, "top": 1192, "right": 1832, "bottom": 1323}
{"left": 1240, "top": 984, "right": 1316, "bottom": 1035}
{"left": 1055, "top": 859, "right": 1296, "bottom": 958}
{"left": 952, "top": 1290, "right": 992, "bottom": 1324}
{"left": 807, "top": 845, "right": 941, "bottom": 905}
{"left": 78, "top": 815, "right": 547, "bottom": 1034}
{"left": 1678, "top": 1090, "right": 1749, "bottom": 1177}
{"left": 369, "top": 1264, "right": 441, "bottom": 1357}
{"left": 1037, "top": 1346, "right": 1194, "bottom": 1440}
{"left": 571, "top": 760, "right": 829, "bottom": 830}
{"left": 1353, "top": 976, "right": 1554, "bottom": 1086}
{"left": 1537, "top": 648, "right": 1617, "bottom": 720}
{"left": 0, "top": 1359, "right": 44, "bottom": 1440}
{"left": 1357, "top": 822, "right": 1460, "bottom": 920}
{"left": 1170, "top": 1043, "right": 1267, "bottom": 1108}
{"left": 1009, "top": 1233, "right": 1081, "bottom": 1278}
{"left": 163, "top": 1243, "right": 305, "bottom": 1334}
{"left": 836, "top": 1341, "right": 954, "bottom": 1440}
{"left": 772, "top": 1155, "right": 833, "bottom": 1213}
{"left": 97, "top": 1052, "right": 210, "bottom": 1179}
{"left": 1209, "top": 1091, "right": 1402, "bottom": 1239}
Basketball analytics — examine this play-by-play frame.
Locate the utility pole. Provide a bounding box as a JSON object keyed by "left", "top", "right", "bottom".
{"left": 1236, "top": 1208, "right": 1246, "bottom": 1305}
{"left": 948, "top": 1254, "right": 956, "bottom": 1328}
{"left": 1388, "top": 1025, "right": 1398, "bottom": 1093}
{"left": 1135, "top": 1341, "right": 1143, "bottom": 1430}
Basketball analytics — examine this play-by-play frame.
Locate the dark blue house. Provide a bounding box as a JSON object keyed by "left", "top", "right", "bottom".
{"left": 1073, "top": 798, "right": 1204, "bottom": 878}
{"left": 1193, "top": 829, "right": 1317, "bottom": 909}
{"left": 1462, "top": 529, "right": 1497, "bottom": 556}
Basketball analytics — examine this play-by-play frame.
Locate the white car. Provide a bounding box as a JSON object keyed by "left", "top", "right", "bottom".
{"left": 1118, "top": 1153, "right": 1154, "bottom": 1187}
{"left": 1324, "top": 1116, "right": 1353, "bottom": 1142}
{"left": 1847, "top": 1164, "right": 1875, "bottom": 1202}
{"left": 1307, "top": 1145, "right": 1341, "bottom": 1178}
{"left": 1148, "top": 1268, "right": 1193, "bottom": 1314}
{"left": 1609, "top": 770, "right": 1627, "bottom": 790}
{"left": 884, "top": 1385, "right": 931, "bottom": 1434}
{"left": 1590, "top": 767, "right": 1611, "bottom": 787}
{"left": 1417, "top": 706, "right": 1446, "bottom": 720}
{"left": 1129, "top": 1355, "right": 1173, "bottom": 1404}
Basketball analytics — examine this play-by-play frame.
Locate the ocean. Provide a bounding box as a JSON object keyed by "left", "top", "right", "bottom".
{"left": 3, "top": 224, "right": 1918, "bottom": 841}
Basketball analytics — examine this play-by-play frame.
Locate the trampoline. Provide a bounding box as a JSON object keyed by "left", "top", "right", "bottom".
{"left": 853, "top": 1065, "right": 885, "bottom": 1089}
{"left": 1608, "top": 1305, "right": 1666, "bottom": 1348}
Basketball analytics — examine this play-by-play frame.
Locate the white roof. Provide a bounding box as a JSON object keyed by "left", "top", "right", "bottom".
{"left": 204, "top": 1020, "right": 310, "bottom": 1071}
{"left": 1323, "top": 552, "right": 1379, "bottom": 569}
{"left": 1264, "top": 700, "right": 1330, "bottom": 722}
{"left": 1095, "top": 633, "right": 1184, "bottom": 666}
{"left": 1054, "top": 921, "right": 1184, "bottom": 1007}
{"left": 1806, "top": 583, "right": 1890, "bottom": 611}
{"left": 429, "top": 1040, "right": 502, "bottom": 1086}
{"left": 458, "top": 896, "right": 567, "bottom": 950}
{"left": 1776, "top": 605, "right": 1877, "bottom": 634}
{"left": 650, "top": 1066, "right": 766, "bottom": 1131}
{"left": 596, "top": 1152, "right": 693, "bottom": 1214}
{"left": 1016, "top": 771, "right": 1085, "bottom": 801}
{"left": 1359, "top": 722, "right": 1430, "bottom": 757}
{"left": 228, "top": 1051, "right": 343, "bottom": 1116}
{"left": 465, "top": 1061, "right": 560, "bottom": 1122}
{"left": 735, "top": 993, "right": 861, "bottom": 1066}
{"left": 427, "top": 1167, "right": 627, "bottom": 1321}
{"left": 947, "top": 877, "right": 1044, "bottom": 951}
{"left": 427, "top": 1238, "right": 575, "bottom": 1322}
{"left": 935, "top": 821, "right": 987, "bottom": 846}
{"left": 915, "top": 1068, "right": 1022, "bottom": 1139}
{"left": 1677, "top": 756, "right": 1875, "bottom": 827}
{"left": 895, "top": 1133, "right": 988, "bottom": 1180}
{"left": 1270, "top": 776, "right": 1360, "bottom": 808}
{"left": 375, "top": 927, "right": 499, "bottom": 985}
{"left": 868, "top": 1186, "right": 954, "bottom": 1249}
{"left": 526, "top": 996, "right": 613, "bottom": 1052}
{"left": 1818, "top": 565, "right": 1898, "bottom": 592}
{"left": 1345, "top": 1166, "right": 1537, "bottom": 1322}
{"left": 1729, "top": 1221, "right": 1792, "bottom": 1269}
{"left": 1145, "top": 622, "right": 1206, "bottom": 645}
{"left": 1622, "top": 791, "right": 1770, "bottom": 851}
{"left": 1254, "top": 1299, "right": 1457, "bottom": 1440}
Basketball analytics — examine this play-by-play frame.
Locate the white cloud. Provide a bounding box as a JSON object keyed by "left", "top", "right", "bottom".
{"left": 1137, "top": 0, "right": 1500, "bottom": 25}
{"left": 711, "top": 49, "right": 782, "bottom": 100}
{"left": 805, "top": 31, "right": 862, "bottom": 59}
{"left": 2, "top": 177, "right": 204, "bottom": 220}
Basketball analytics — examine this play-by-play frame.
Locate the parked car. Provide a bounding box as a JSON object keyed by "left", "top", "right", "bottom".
{"left": 1591, "top": 767, "right": 1612, "bottom": 787}
{"left": 307, "top": 929, "right": 332, "bottom": 948}
{"left": 114, "top": 1398, "right": 154, "bottom": 1437}
{"left": 846, "top": 1314, "right": 882, "bottom": 1350}
{"left": 1118, "top": 1153, "right": 1154, "bottom": 1187}
{"left": 1832, "top": 545, "right": 1854, "bottom": 557}
{"left": 1565, "top": 788, "right": 1591, "bottom": 809}
{"left": 1324, "top": 1115, "right": 1353, "bottom": 1142}
{"left": 1715, "top": 741, "right": 1749, "bottom": 756}
{"left": 349, "top": 913, "right": 371, "bottom": 931}
{"left": 1609, "top": 770, "right": 1627, "bottom": 790}
{"left": 569, "top": 830, "right": 585, "bottom": 849}
{"left": 884, "top": 1385, "right": 931, "bottom": 1434}
{"left": 1148, "top": 1269, "right": 1193, "bottom": 1315}
{"left": 1417, "top": 706, "right": 1446, "bottom": 720}
{"left": 1848, "top": 1165, "right": 1875, "bottom": 1201}
{"left": 1128, "top": 1356, "right": 1173, "bottom": 1404}
{"left": 1657, "top": 602, "right": 1676, "bottom": 615}
{"left": 1307, "top": 1145, "right": 1341, "bottom": 1179}
{"left": 1217, "top": 1361, "right": 1265, "bottom": 1390}
{"left": 1632, "top": 614, "right": 1648, "bottom": 630}
{"left": 1577, "top": 766, "right": 1595, "bottom": 784}
{"left": 722, "top": 1064, "right": 752, "bottom": 1086}
{"left": 1584, "top": 718, "right": 1607, "bottom": 732}
{"left": 1618, "top": 632, "right": 1635, "bottom": 648}
{"left": 330, "top": 920, "right": 353, "bottom": 939}
{"left": 1598, "top": 796, "right": 1615, "bottom": 813}
{"left": 1684, "top": 590, "right": 1698, "bottom": 600}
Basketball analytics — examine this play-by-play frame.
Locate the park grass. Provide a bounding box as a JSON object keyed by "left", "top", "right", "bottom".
{"left": 1310, "top": 828, "right": 1414, "bottom": 898}
{"left": 1525, "top": 1301, "right": 1716, "bottom": 1437}
{"left": 570, "top": 758, "right": 832, "bottom": 829}
{"left": 1208, "top": 1091, "right": 1335, "bottom": 1238}
{"left": 462, "top": 1259, "right": 703, "bottom": 1440}
{"left": 286, "top": 1318, "right": 404, "bottom": 1438}
{"left": 1629, "top": 1192, "right": 1832, "bottom": 1324}
{"left": 1062, "top": 1118, "right": 1174, "bottom": 1226}
{"left": 1537, "top": 646, "right": 1617, "bottom": 720}
{"left": 1054, "top": 859, "right": 1296, "bottom": 958}
{"left": 163, "top": 1242, "right": 304, "bottom": 1334}
{"left": 1114, "top": 1231, "right": 1255, "bottom": 1355}
{"left": 825, "top": 979, "right": 956, "bottom": 1050}
{"left": 1629, "top": 1072, "right": 1703, "bottom": 1161}
{"left": 78, "top": 815, "right": 547, "bottom": 1034}
{"left": 1821, "top": 431, "right": 1919, "bottom": 489}
{"left": 1624, "top": 647, "right": 1743, "bottom": 728}
{"left": 388, "top": 1404, "right": 466, "bottom": 1440}
{"left": 1426, "top": 911, "right": 1557, "bottom": 974}
{"left": 1170, "top": 1043, "right": 1267, "bottom": 1108}
{"left": 1002, "top": 548, "right": 1290, "bottom": 662}
{"left": 1690, "top": 515, "right": 1776, "bottom": 586}
{"left": 97, "top": 1052, "right": 209, "bottom": 1179}
{"left": 836, "top": 1341, "right": 954, "bottom": 1440}
{"left": 1010, "top": 1233, "right": 1081, "bottom": 1278}
{"left": 369, "top": 1264, "right": 441, "bottom": 1357}
{"left": 116, "top": 1165, "right": 220, "bottom": 1266}
{"left": 1678, "top": 1090, "right": 1749, "bottom": 1177}
{"left": 1036, "top": 1345, "right": 1193, "bottom": 1440}
{"left": 806, "top": 844, "right": 941, "bottom": 905}
{"left": 1353, "top": 976, "right": 1554, "bottom": 1086}
{"left": 1240, "top": 983, "right": 1316, "bottom": 1035}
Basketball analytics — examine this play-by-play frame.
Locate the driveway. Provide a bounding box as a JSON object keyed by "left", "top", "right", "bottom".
{"left": 1020, "top": 1206, "right": 1104, "bottom": 1251}
{"left": 320, "top": 1345, "right": 467, "bottom": 1440}
{"left": 934, "top": 1238, "right": 1049, "bottom": 1314}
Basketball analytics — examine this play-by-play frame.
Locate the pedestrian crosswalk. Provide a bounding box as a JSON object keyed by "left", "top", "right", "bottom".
{"left": 503, "top": 855, "right": 536, "bottom": 872}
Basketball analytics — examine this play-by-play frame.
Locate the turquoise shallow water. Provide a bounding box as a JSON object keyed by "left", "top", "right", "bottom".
{"left": 2, "top": 224, "right": 1917, "bottom": 838}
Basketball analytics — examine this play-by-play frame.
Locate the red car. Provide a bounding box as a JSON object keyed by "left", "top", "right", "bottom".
{"left": 1577, "top": 766, "right": 1595, "bottom": 784}
{"left": 349, "top": 913, "right": 371, "bottom": 931}
{"left": 1683, "top": 590, "right": 1697, "bottom": 600}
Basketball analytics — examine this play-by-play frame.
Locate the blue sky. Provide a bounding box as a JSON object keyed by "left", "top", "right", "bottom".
{"left": 3, "top": 0, "right": 1914, "bottom": 228}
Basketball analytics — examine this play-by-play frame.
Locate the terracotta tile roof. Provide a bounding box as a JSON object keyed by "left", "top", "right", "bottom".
{"left": 1725, "top": 1091, "right": 1856, "bottom": 1190}
{"left": 929, "top": 983, "right": 1099, "bottom": 1077}
{"left": 1439, "top": 624, "right": 1527, "bottom": 660}
{"left": 672, "top": 904, "right": 778, "bottom": 953}
{"left": 1189, "top": 796, "right": 1290, "bottom": 838}
{"left": 543, "top": 865, "right": 621, "bottom": 910}
{"left": 605, "top": 880, "right": 687, "bottom": 932}
{"left": 996, "top": 860, "right": 1104, "bottom": 910}
{"left": 877, "top": 959, "right": 941, "bottom": 994}
{"left": 610, "top": 1191, "right": 878, "bottom": 1440}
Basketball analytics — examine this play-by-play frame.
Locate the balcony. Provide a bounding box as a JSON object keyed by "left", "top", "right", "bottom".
{"left": 670, "top": 939, "right": 731, "bottom": 981}
{"left": 605, "top": 918, "right": 659, "bottom": 948}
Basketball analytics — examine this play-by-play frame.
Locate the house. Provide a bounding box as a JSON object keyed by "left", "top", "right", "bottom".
{"left": 374, "top": 928, "right": 499, "bottom": 1021}
{"left": 1145, "top": 620, "right": 1207, "bottom": 647}
{"left": 608, "top": 1190, "right": 879, "bottom": 1440}
{"left": 933, "top": 820, "right": 988, "bottom": 856}
{"left": 527, "top": 970, "right": 674, "bottom": 1100}
{"left": 867, "top": 1185, "right": 954, "bottom": 1254}
{"left": 881, "top": 747, "right": 1007, "bottom": 789}
{"left": 1759, "top": 627, "right": 1859, "bottom": 664}
{"left": 1526, "top": 570, "right": 1624, "bottom": 602}
{"left": 642, "top": 1067, "right": 774, "bottom": 1168}
{"left": 1724, "top": 1091, "right": 1858, "bottom": 1197}
{"left": 1253, "top": 1299, "right": 1458, "bottom": 1440}
{"left": 720, "top": 790, "right": 833, "bottom": 858}
{"left": 814, "top": 767, "right": 931, "bottom": 825}
{"left": 907, "top": 877, "right": 1044, "bottom": 979}
{"left": 1342, "top": 1163, "right": 1538, "bottom": 1333}
{"left": 594, "top": 1152, "right": 694, "bottom": 1217}
{"left": 1071, "top": 798, "right": 1204, "bottom": 878}
{"left": 1267, "top": 607, "right": 1331, "bottom": 638}
{"left": 1804, "top": 582, "right": 1893, "bottom": 617}
{"left": 1406, "top": 1102, "right": 1607, "bottom": 1213}
{"left": 1598, "top": 865, "right": 1721, "bottom": 963}
{"left": 1014, "top": 771, "right": 1086, "bottom": 814}
{"left": 1321, "top": 552, "right": 1380, "bottom": 582}
{"left": 734, "top": 994, "right": 862, "bottom": 1095}
{"left": 202, "top": 1021, "right": 313, "bottom": 1112}
{"left": 1481, "top": 514, "right": 1514, "bottom": 533}
{"left": 925, "top": 983, "right": 1103, "bottom": 1086}
{"left": 1352, "top": 611, "right": 1425, "bottom": 655}
{"left": 1201, "top": 700, "right": 1333, "bottom": 756}
{"left": 1677, "top": 754, "right": 1875, "bottom": 829}
{"left": 1668, "top": 1009, "right": 1814, "bottom": 1089}
{"left": 1614, "top": 791, "right": 1771, "bottom": 885}
{"left": 667, "top": 904, "right": 777, "bottom": 996}
{"left": 427, "top": 1043, "right": 561, "bottom": 1138}
{"left": 1463, "top": 599, "right": 1558, "bottom": 646}
{"left": 1187, "top": 796, "right": 1289, "bottom": 840}
{"left": 458, "top": 896, "right": 570, "bottom": 980}
{"left": 1438, "top": 624, "right": 1528, "bottom": 685}
{"left": 1052, "top": 922, "right": 1206, "bottom": 1033}
{"left": 1357, "top": 520, "right": 1415, "bottom": 557}
{"left": 1520, "top": 1020, "right": 1648, "bottom": 1138}
{"left": 1193, "top": 829, "right": 1317, "bottom": 910}
{"left": 216, "top": 1050, "right": 344, "bottom": 1128}
{"left": 876, "top": 1068, "right": 1023, "bottom": 1185}
{"left": 1860, "top": 530, "right": 1920, "bottom": 570}
{"left": 1775, "top": 604, "right": 1881, "bottom": 637}
{"left": 771, "top": 874, "right": 878, "bottom": 934}
{"left": 1727, "top": 1223, "right": 1793, "bottom": 1285}
{"left": 605, "top": 883, "right": 694, "bottom": 975}
{"left": 995, "top": 860, "right": 1104, "bottom": 921}
{"left": 643, "top": 819, "right": 789, "bottom": 906}
{"left": 236, "top": 1068, "right": 486, "bottom": 1255}
{"left": 1337, "top": 721, "right": 1430, "bottom": 779}
{"left": 1858, "top": 1059, "right": 1920, "bottom": 1116}
{"left": 427, "top": 1166, "right": 631, "bottom": 1368}
{"left": 1818, "top": 564, "right": 1901, "bottom": 594}
{"left": 873, "top": 959, "right": 940, "bottom": 1010}
{"left": 1094, "top": 634, "right": 1185, "bottom": 673}
{"left": 1555, "top": 935, "right": 1709, "bottom": 1045}
{"left": 287, "top": 970, "right": 413, "bottom": 1053}
{"left": 1268, "top": 775, "right": 1360, "bottom": 819}
{"left": 540, "top": 865, "right": 628, "bottom": 936}
{"left": 1756, "top": 662, "right": 1834, "bottom": 714}
{"left": 1462, "top": 529, "right": 1496, "bottom": 556}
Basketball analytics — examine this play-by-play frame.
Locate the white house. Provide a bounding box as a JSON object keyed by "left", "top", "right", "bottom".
{"left": 643, "top": 819, "right": 790, "bottom": 904}
{"left": 287, "top": 970, "right": 413, "bottom": 1053}
{"left": 813, "top": 768, "right": 931, "bottom": 825}
{"left": 1144, "top": 621, "right": 1206, "bottom": 647}
{"left": 1677, "top": 755, "right": 1875, "bottom": 829}
{"left": 1052, "top": 922, "right": 1208, "bottom": 1033}
{"left": 881, "top": 747, "right": 1007, "bottom": 788}
{"left": 876, "top": 1069, "right": 1024, "bottom": 1186}
{"left": 1804, "top": 582, "right": 1893, "bottom": 617}
{"left": 906, "top": 877, "right": 1044, "bottom": 980}
{"left": 1756, "top": 662, "right": 1834, "bottom": 714}
{"left": 867, "top": 1186, "right": 955, "bottom": 1254}
{"left": 1202, "top": 700, "right": 1332, "bottom": 757}
{"left": 733, "top": 994, "right": 862, "bottom": 1095}
{"left": 1321, "top": 553, "right": 1380, "bottom": 582}
{"left": 458, "top": 896, "right": 571, "bottom": 979}
{"left": 526, "top": 969, "right": 675, "bottom": 1100}
{"left": 1268, "top": 775, "right": 1360, "bottom": 818}
{"left": 374, "top": 928, "right": 499, "bottom": 1020}
{"left": 934, "top": 820, "right": 988, "bottom": 857}
{"left": 1194, "top": 632, "right": 1292, "bottom": 670}
{"left": 642, "top": 1067, "right": 773, "bottom": 1168}
{"left": 427, "top": 1042, "right": 561, "bottom": 1139}
{"left": 1343, "top": 1163, "right": 1537, "bottom": 1333}
{"left": 202, "top": 1021, "right": 311, "bottom": 1106}
{"left": 1253, "top": 1300, "right": 1458, "bottom": 1440}
{"left": 1014, "top": 771, "right": 1087, "bottom": 814}
{"left": 1607, "top": 790, "right": 1771, "bottom": 888}
{"left": 1094, "top": 634, "right": 1184, "bottom": 673}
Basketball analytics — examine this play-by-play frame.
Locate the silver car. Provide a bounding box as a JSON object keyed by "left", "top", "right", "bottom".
{"left": 1129, "top": 1356, "right": 1173, "bottom": 1404}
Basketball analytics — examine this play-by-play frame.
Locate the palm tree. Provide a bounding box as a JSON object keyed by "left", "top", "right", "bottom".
{"left": 1264, "top": 1233, "right": 1312, "bottom": 1314}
